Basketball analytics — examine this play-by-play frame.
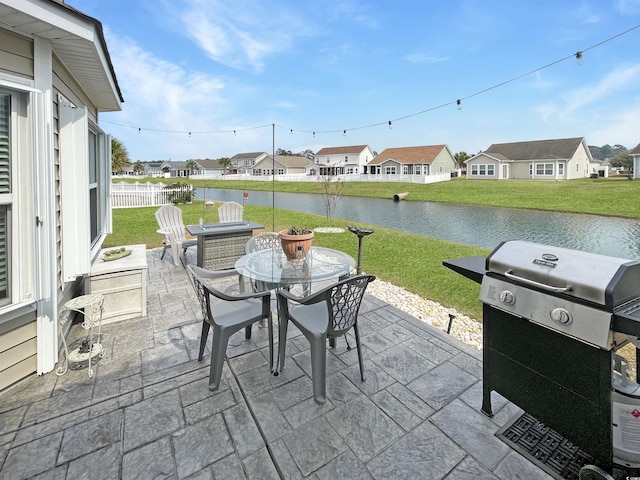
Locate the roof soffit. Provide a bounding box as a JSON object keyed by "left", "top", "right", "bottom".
{"left": 0, "top": 1, "right": 122, "bottom": 111}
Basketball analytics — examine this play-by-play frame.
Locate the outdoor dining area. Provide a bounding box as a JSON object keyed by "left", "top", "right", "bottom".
{"left": 0, "top": 204, "right": 554, "bottom": 480}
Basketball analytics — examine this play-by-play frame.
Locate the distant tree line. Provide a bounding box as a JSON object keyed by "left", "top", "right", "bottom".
{"left": 589, "top": 144, "right": 632, "bottom": 169}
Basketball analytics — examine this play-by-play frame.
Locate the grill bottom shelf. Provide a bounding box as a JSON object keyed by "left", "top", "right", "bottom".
{"left": 497, "top": 412, "right": 596, "bottom": 479}
{"left": 497, "top": 412, "right": 635, "bottom": 480}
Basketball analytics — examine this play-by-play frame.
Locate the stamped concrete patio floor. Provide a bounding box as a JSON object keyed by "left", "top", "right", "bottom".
{"left": 0, "top": 249, "right": 552, "bottom": 479}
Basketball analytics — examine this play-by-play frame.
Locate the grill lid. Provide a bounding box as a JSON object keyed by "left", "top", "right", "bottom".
{"left": 486, "top": 240, "right": 640, "bottom": 308}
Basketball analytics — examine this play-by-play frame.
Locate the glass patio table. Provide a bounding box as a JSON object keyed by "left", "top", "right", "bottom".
{"left": 234, "top": 246, "right": 355, "bottom": 288}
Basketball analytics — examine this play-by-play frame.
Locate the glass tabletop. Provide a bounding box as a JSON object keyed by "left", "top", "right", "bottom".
{"left": 235, "top": 247, "right": 355, "bottom": 286}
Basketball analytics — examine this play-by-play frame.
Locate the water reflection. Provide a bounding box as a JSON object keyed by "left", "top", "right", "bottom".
{"left": 197, "top": 188, "right": 640, "bottom": 260}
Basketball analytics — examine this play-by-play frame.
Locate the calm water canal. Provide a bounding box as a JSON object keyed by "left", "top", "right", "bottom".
{"left": 197, "top": 188, "right": 640, "bottom": 260}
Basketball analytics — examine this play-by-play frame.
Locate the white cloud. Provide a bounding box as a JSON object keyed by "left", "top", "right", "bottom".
{"left": 535, "top": 63, "right": 640, "bottom": 122}
{"left": 101, "top": 30, "right": 276, "bottom": 160}
{"left": 616, "top": 0, "right": 640, "bottom": 14}
{"left": 402, "top": 53, "right": 449, "bottom": 65}
{"left": 178, "top": 0, "right": 313, "bottom": 72}
{"left": 590, "top": 99, "right": 640, "bottom": 147}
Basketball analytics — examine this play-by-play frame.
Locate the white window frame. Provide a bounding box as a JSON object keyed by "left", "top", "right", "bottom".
{"left": 0, "top": 87, "right": 36, "bottom": 312}
{"left": 536, "top": 163, "right": 554, "bottom": 176}
{"left": 384, "top": 165, "right": 396, "bottom": 175}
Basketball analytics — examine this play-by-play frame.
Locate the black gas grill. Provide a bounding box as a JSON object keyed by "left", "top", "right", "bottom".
{"left": 445, "top": 241, "right": 640, "bottom": 475}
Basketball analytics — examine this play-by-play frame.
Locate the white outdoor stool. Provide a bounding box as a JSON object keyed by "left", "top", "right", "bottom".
{"left": 56, "top": 293, "right": 105, "bottom": 378}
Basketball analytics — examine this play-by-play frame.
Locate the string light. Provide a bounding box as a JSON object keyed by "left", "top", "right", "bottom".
{"left": 101, "top": 23, "right": 640, "bottom": 138}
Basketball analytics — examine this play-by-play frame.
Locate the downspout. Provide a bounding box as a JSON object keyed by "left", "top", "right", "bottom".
{"left": 33, "top": 38, "right": 58, "bottom": 375}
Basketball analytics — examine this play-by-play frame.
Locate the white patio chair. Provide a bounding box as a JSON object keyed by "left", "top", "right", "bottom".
{"left": 218, "top": 201, "right": 244, "bottom": 223}
{"left": 155, "top": 205, "right": 197, "bottom": 266}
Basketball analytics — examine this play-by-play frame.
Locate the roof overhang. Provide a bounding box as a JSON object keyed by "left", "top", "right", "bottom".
{"left": 0, "top": 0, "right": 123, "bottom": 111}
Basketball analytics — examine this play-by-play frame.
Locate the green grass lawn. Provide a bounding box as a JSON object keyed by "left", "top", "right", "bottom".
{"left": 108, "top": 176, "right": 640, "bottom": 321}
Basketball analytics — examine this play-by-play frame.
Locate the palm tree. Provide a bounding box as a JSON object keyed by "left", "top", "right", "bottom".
{"left": 454, "top": 151, "right": 470, "bottom": 170}
{"left": 218, "top": 157, "right": 232, "bottom": 175}
{"left": 132, "top": 160, "right": 144, "bottom": 175}
{"left": 111, "top": 137, "right": 131, "bottom": 174}
{"left": 185, "top": 160, "right": 200, "bottom": 176}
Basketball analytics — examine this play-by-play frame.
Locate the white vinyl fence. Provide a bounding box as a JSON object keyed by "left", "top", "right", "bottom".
{"left": 111, "top": 182, "right": 193, "bottom": 208}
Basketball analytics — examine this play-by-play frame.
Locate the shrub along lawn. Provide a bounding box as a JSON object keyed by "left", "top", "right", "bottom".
{"left": 104, "top": 202, "right": 488, "bottom": 320}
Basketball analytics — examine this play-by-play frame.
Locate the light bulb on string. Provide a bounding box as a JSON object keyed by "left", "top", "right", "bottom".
{"left": 138, "top": 128, "right": 141, "bottom": 134}
{"left": 188, "top": 132, "right": 191, "bottom": 137}
{"left": 343, "top": 129, "right": 346, "bottom": 137}
{"left": 233, "top": 130, "right": 236, "bottom": 135}
{"left": 312, "top": 131, "right": 316, "bottom": 138}
{"left": 575, "top": 51, "right": 584, "bottom": 65}
{"left": 456, "top": 99, "right": 462, "bottom": 110}
{"left": 388, "top": 121, "right": 392, "bottom": 129}
{"left": 290, "top": 129, "right": 293, "bottom": 135}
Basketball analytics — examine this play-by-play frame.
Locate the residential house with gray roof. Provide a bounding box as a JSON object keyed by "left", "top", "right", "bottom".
{"left": 252, "top": 155, "right": 311, "bottom": 176}
{"left": 231, "top": 152, "right": 269, "bottom": 174}
{"left": 466, "top": 137, "right": 598, "bottom": 180}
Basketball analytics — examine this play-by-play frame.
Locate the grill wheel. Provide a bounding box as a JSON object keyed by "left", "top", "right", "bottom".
{"left": 579, "top": 465, "right": 614, "bottom": 480}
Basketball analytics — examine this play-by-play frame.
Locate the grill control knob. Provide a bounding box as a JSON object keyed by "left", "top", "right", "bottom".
{"left": 499, "top": 290, "right": 516, "bottom": 306}
{"left": 551, "top": 308, "right": 573, "bottom": 326}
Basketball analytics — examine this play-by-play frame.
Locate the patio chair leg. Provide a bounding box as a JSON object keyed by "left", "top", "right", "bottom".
{"left": 309, "top": 334, "right": 327, "bottom": 405}
{"left": 198, "top": 322, "right": 210, "bottom": 361}
{"left": 353, "top": 324, "right": 365, "bottom": 382}
{"left": 278, "top": 317, "right": 290, "bottom": 372}
{"left": 244, "top": 325, "right": 252, "bottom": 340}
{"left": 208, "top": 327, "right": 232, "bottom": 391}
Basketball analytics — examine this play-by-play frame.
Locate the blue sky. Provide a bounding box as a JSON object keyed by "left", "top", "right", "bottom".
{"left": 71, "top": 0, "right": 640, "bottom": 162}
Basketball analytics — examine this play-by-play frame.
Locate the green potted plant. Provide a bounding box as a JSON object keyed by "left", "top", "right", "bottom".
{"left": 279, "top": 226, "right": 314, "bottom": 261}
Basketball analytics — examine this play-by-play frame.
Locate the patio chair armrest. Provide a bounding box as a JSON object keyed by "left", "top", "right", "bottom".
{"left": 188, "top": 265, "right": 238, "bottom": 280}
{"left": 276, "top": 287, "right": 328, "bottom": 306}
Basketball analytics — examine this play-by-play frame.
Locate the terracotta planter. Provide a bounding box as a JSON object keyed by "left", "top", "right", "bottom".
{"left": 279, "top": 229, "right": 314, "bottom": 261}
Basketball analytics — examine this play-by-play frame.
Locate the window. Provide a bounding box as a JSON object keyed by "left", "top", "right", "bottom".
{"left": 471, "top": 163, "right": 494, "bottom": 176}
{"left": 415, "top": 165, "right": 421, "bottom": 175}
{"left": 277, "top": 168, "right": 284, "bottom": 175}
{"left": 529, "top": 163, "right": 533, "bottom": 176}
{"left": 384, "top": 165, "right": 396, "bottom": 174}
{"left": 0, "top": 93, "right": 11, "bottom": 306}
{"left": 536, "top": 163, "right": 554, "bottom": 175}
{"left": 558, "top": 163, "right": 564, "bottom": 176}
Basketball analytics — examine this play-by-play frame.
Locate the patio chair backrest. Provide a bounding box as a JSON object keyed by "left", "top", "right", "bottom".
{"left": 245, "top": 232, "right": 281, "bottom": 254}
{"left": 218, "top": 201, "right": 243, "bottom": 223}
{"left": 326, "top": 274, "right": 376, "bottom": 337}
{"left": 155, "top": 205, "right": 188, "bottom": 243}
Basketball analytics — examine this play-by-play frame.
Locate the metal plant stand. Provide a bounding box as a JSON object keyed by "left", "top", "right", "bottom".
{"left": 346, "top": 226, "right": 374, "bottom": 274}
{"left": 56, "top": 293, "right": 105, "bottom": 378}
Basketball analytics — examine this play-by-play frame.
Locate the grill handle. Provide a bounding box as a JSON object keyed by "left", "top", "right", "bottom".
{"left": 504, "top": 270, "right": 572, "bottom": 293}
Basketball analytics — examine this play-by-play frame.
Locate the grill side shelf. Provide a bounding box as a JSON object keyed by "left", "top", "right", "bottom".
{"left": 613, "top": 297, "right": 640, "bottom": 337}
{"left": 442, "top": 256, "right": 486, "bottom": 284}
